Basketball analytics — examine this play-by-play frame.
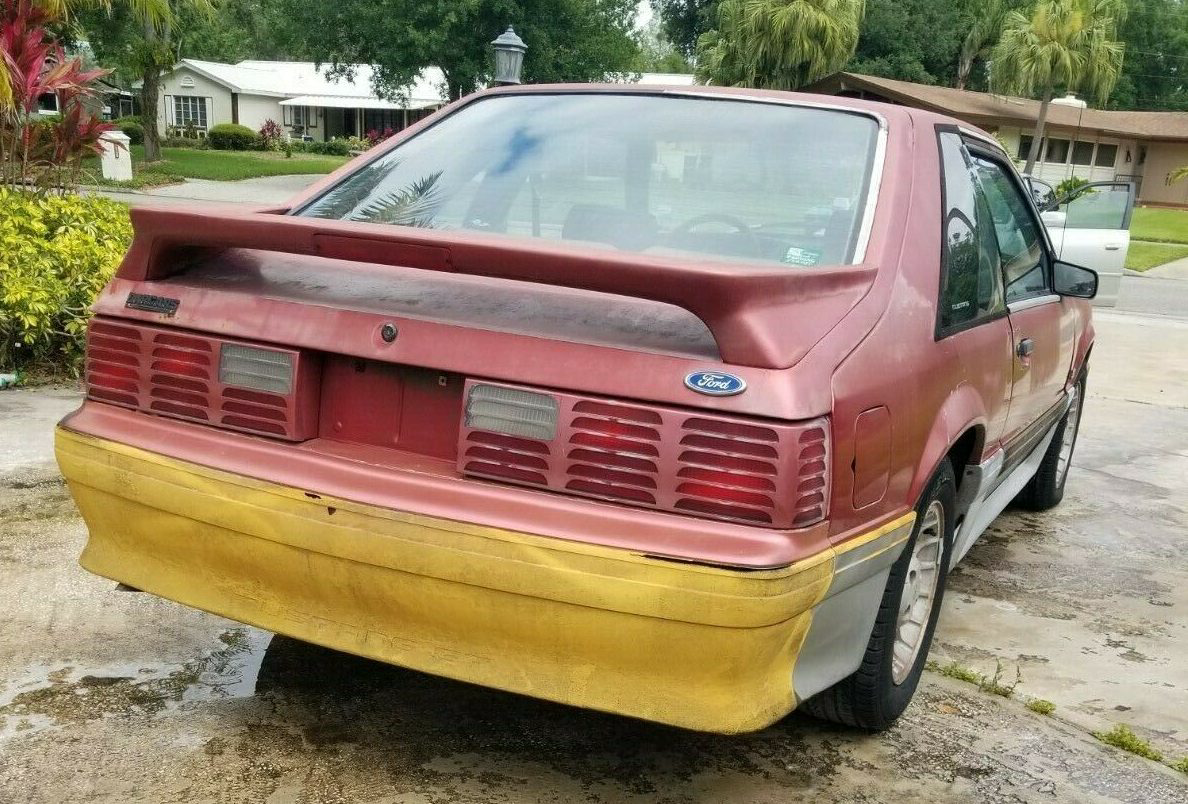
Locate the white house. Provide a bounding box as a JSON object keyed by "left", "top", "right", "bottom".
{"left": 155, "top": 60, "right": 448, "bottom": 141}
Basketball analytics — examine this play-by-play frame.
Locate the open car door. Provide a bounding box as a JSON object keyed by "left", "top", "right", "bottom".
{"left": 1041, "top": 181, "right": 1135, "bottom": 306}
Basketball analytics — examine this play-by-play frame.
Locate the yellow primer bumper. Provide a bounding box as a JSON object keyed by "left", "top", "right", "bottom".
{"left": 55, "top": 427, "right": 896, "bottom": 732}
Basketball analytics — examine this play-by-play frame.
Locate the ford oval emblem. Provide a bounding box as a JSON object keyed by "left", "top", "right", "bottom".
{"left": 684, "top": 371, "right": 747, "bottom": 396}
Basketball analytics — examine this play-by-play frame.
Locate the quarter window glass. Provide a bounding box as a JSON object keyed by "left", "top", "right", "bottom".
{"left": 972, "top": 156, "right": 1048, "bottom": 302}
{"left": 938, "top": 132, "right": 1005, "bottom": 331}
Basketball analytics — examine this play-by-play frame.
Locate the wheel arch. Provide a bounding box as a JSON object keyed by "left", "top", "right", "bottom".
{"left": 908, "top": 384, "right": 989, "bottom": 508}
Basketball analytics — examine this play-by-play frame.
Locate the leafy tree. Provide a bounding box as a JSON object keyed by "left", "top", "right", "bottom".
{"left": 650, "top": 0, "right": 719, "bottom": 57}
{"left": 172, "top": 0, "right": 305, "bottom": 63}
{"left": 78, "top": 0, "right": 211, "bottom": 162}
{"left": 696, "top": 0, "right": 865, "bottom": 89}
{"left": 268, "top": 0, "right": 641, "bottom": 101}
{"left": 632, "top": 14, "right": 693, "bottom": 73}
{"left": 848, "top": 0, "right": 974, "bottom": 86}
{"left": 1109, "top": 0, "right": 1188, "bottom": 110}
{"left": 991, "top": 0, "right": 1126, "bottom": 174}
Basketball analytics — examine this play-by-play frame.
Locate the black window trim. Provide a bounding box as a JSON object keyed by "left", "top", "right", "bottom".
{"left": 934, "top": 125, "right": 1009, "bottom": 340}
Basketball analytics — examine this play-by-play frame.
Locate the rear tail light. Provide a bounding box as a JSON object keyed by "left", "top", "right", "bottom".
{"left": 458, "top": 379, "right": 830, "bottom": 529}
{"left": 85, "top": 318, "right": 320, "bottom": 441}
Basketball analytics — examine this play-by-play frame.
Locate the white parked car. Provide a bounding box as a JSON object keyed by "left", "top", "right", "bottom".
{"left": 1025, "top": 177, "right": 1135, "bottom": 306}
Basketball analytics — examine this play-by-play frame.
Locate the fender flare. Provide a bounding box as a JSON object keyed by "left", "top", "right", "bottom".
{"left": 907, "top": 383, "right": 988, "bottom": 507}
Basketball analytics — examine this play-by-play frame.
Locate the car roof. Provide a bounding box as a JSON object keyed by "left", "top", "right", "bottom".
{"left": 477, "top": 82, "right": 996, "bottom": 142}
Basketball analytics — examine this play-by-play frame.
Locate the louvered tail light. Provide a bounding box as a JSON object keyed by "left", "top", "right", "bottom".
{"left": 458, "top": 380, "right": 830, "bottom": 529}
{"left": 84, "top": 317, "right": 320, "bottom": 441}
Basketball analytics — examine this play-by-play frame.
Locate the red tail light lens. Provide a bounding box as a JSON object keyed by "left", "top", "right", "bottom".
{"left": 458, "top": 379, "right": 830, "bottom": 529}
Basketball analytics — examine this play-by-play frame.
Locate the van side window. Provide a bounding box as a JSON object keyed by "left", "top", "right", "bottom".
{"left": 937, "top": 132, "right": 1005, "bottom": 333}
{"left": 971, "top": 156, "right": 1049, "bottom": 302}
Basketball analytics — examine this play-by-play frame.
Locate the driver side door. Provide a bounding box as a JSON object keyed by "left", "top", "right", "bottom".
{"left": 1043, "top": 182, "right": 1135, "bottom": 306}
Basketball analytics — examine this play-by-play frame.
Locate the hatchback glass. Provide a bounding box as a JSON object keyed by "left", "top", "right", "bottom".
{"left": 297, "top": 93, "right": 881, "bottom": 267}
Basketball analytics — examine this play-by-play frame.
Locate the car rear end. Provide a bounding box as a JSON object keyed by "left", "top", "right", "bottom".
{"left": 56, "top": 88, "right": 899, "bottom": 732}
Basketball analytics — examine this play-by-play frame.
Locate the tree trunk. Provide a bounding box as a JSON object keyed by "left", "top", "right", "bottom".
{"left": 141, "top": 68, "right": 162, "bottom": 162}
{"left": 1023, "top": 85, "right": 1053, "bottom": 176}
{"left": 140, "top": 16, "right": 164, "bottom": 163}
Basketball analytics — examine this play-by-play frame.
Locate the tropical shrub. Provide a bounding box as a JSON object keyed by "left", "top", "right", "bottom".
{"left": 300, "top": 138, "right": 351, "bottom": 156}
{"left": 258, "top": 118, "right": 284, "bottom": 150}
{"left": 0, "top": 189, "right": 133, "bottom": 372}
{"left": 365, "top": 127, "right": 395, "bottom": 146}
{"left": 116, "top": 117, "right": 144, "bottom": 144}
{"left": 339, "top": 135, "right": 371, "bottom": 152}
{"left": 207, "top": 122, "right": 259, "bottom": 150}
{"left": 1, "top": 1, "right": 115, "bottom": 192}
{"left": 1055, "top": 176, "right": 1091, "bottom": 200}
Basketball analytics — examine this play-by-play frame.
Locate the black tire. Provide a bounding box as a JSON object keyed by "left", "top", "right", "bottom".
{"left": 802, "top": 460, "right": 956, "bottom": 730}
{"left": 1015, "top": 372, "right": 1087, "bottom": 512}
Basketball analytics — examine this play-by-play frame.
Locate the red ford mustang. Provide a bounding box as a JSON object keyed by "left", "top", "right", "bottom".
{"left": 56, "top": 85, "right": 1096, "bottom": 733}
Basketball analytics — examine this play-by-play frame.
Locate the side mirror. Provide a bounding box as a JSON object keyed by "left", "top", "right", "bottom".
{"left": 1041, "top": 210, "right": 1067, "bottom": 228}
{"left": 1053, "top": 260, "right": 1098, "bottom": 299}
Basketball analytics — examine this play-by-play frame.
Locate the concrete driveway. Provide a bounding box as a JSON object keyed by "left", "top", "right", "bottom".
{"left": 1, "top": 276, "right": 1186, "bottom": 803}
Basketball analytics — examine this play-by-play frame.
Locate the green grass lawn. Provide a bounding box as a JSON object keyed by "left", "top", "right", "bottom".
{"left": 82, "top": 145, "right": 351, "bottom": 185}
{"left": 1124, "top": 240, "right": 1188, "bottom": 272}
{"left": 1131, "top": 206, "right": 1188, "bottom": 245}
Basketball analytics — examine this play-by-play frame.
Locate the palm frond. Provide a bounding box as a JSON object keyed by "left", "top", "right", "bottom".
{"left": 302, "top": 159, "right": 401, "bottom": 220}
{"left": 351, "top": 170, "right": 444, "bottom": 228}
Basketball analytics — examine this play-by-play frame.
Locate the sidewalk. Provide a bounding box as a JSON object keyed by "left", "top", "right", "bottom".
{"left": 88, "top": 173, "right": 325, "bottom": 207}
{"left": 1146, "top": 255, "right": 1188, "bottom": 280}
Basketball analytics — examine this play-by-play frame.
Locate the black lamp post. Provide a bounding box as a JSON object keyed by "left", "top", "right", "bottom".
{"left": 491, "top": 26, "right": 527, "bottom": 86}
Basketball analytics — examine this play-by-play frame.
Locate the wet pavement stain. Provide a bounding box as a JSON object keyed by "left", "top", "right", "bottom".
{"left": 0, "top": 628, "right": 271, "bottom": 735}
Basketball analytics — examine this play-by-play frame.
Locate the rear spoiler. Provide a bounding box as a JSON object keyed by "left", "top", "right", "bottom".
{"left": 117, "top": 205, "right": 876, "bottom": 370}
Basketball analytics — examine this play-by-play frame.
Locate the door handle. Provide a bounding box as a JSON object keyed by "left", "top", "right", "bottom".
{"left": 1016, "top": 338, "right": 1035, "bottom": 358}
{"left": 1105, "top": 243, "right": 1122, "bottom": 251}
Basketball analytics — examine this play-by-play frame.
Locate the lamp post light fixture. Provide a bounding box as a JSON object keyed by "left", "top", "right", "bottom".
{"left": 491, "top": 26, "right": 527, "bottom": 86}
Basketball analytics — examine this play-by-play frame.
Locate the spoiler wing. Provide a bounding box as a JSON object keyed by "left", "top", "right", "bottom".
{"left": 117, "top": 205, "right": 876, "bottom": 370}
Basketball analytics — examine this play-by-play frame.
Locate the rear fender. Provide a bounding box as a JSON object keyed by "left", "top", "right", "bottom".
{"left": 908, "top": 383, "right": 988, "bottom": 507}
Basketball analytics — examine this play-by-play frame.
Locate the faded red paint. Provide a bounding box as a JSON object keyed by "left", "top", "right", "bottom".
{"left": 62, "top": 85, "right": 1092, "bottom": 568}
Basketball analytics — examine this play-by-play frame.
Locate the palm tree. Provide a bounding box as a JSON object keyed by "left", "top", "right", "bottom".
{"left": 956, "top": 0, "right": 1015, "bottom": 90}
{"left": 696, "top": 0, "right": 865, "bottom": 90}
{"left": 125, "top": 0, "right": 210, "bottom": 161}
{"left": 991, "top": 0, "right": 1126, "bottom": 176}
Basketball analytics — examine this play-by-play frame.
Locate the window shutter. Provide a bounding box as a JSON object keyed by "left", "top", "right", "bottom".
{"left": 164, "top": 95, "right": 173, "bottom": 126}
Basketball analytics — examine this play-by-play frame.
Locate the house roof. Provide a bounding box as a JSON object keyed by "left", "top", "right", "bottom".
{"left": 173, "top": 59, "right": 447, "bottom": 106}
{"left": 805, "top": 72, "right": 1188, "bottom": 142}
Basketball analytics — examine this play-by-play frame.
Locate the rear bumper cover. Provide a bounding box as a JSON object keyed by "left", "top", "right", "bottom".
{"left": 56, "top": 425, "right": 913, "bottom": 732}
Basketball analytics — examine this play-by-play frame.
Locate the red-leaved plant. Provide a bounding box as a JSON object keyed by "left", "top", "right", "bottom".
{"left": 2, "top": 0, "right": 115, "bottom": 193}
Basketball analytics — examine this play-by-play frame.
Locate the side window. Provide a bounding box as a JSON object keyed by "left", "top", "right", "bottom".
{"left": 937, "top": 132, "right": 1005, "bottom": 333}
{"left": 971, "top": 156, "right": 1048, "bottom": 302}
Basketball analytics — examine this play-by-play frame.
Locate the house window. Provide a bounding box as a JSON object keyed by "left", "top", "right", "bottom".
{"left": 1071, "top": 141, "right": 1095, "bottom": 166}
{"left": 286, "top": 105, "right": 317, "bottom": 129}
{"left": 1045, "top": 138, "right": 1070, "bottom": 163}
{"left": 37, "top": 93, "right": 59, "bottom": 114}
{"left": 173, "top": 95, "right": 208, "bottom": 129}
{"left": 1017, "top": 135, "right": 1036, "bottom": 161}
{"left": 1095, "top": 143, "right": 1118, "bottom": 168}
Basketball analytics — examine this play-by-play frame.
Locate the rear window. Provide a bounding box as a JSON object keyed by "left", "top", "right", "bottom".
{"left": 296, "top": 93, "right": 881, "bottom": 268}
